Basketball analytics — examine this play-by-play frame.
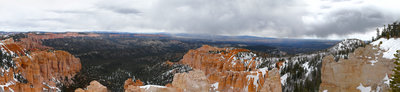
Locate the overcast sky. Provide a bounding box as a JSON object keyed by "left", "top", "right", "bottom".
{"left": 0, "top": 0, "right": 399, "bottom": 40}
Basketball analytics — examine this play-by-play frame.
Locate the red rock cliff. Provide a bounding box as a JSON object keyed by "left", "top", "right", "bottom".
{"left": 179, "top": 45, "right": 281, "bottom": 92}
{"left": 0, "top": 37, "right": 82, "bottom": 92}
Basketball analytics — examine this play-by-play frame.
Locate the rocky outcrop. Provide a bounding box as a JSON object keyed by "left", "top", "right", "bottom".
{"left": 0, "top": 37, "right": 82, "bottom": 91}
{"left": 320, "top": 45, "right": 394, "bottom": 92}
{"left": 124, "top": 78, "right": 144, "bottom": 90}
{"left": 179, "top": 45, "right": 281, "bottom": 92}
{"left": 122, "top": 45, "right": 281, "bottom": 92}
{"left": 124, "top": 69, "right": 209, "bottom": 92}
{"left": 171, "top": 70, "right": 210, "bottom": 92}
{"left": 75, "top": 81, "right": 108, "bottom": 92}
{"left": 16, "top": 37, "right": 52, "bottom": 51}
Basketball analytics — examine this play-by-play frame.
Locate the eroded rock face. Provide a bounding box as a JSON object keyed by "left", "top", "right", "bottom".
{"left": 124, "top": 78, "right": 144, "bottom": 90}
{"left": 179, "top": 45, "right": 281, "bottom": 92}
{"left": 124, "top": 70, "right": 208, "bottom": 92}
{"left": 123, "top": 45, "right": 281, "bottom": 92}
{"left": 320, "top": 45, "right": 394, "bottom": 92}
{"left": 0, "top": 37, "right": 82, "bottom": 92}
{"left": 75, "top": 81, "right": 108, "bottom": 92}
{"left": 172, "top": 70, "right": 210, "bottom": 92}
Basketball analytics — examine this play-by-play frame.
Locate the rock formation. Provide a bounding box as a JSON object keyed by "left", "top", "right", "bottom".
{"left": 123, "top": 45, "right": 282, "bottom": 92}
{"left": 0, "top": 36, "right": 82, "bottom": 91}
{"left": 124, "top": 78, "right": 144, "bottom": 89}
{"left": 124, "top": 69, "right": 209, "bottom": 92}
{"left": 180, "top": 45, "right": 281, "bottom": 92}
{"left": 75, "top": 81, "right": 108, "bottom": 92}
{"left": 320, "top": 45, "right": 394, "bottom": 92}
{"left": 171, "top": 70, "right": 210, "bottom": 92}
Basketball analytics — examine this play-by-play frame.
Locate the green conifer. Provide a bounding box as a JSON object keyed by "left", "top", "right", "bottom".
{"left": 390, "top": 50, "right": 400, "bottom": 91}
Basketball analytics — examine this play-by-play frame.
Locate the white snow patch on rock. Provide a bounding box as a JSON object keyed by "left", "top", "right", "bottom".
{"left": 140, "top": 85, "right": 167, "bottom": 90}
{"left": 281, "top": 74, "right": 288, "bottom": 86}
{"left": 383, "top": 73, "right": 390, "bottom": 86}
{"left": 356, "top": 83, "right": 371, "bottom": 92}
{"left": 369, "top": 60, "right": 378, "bottom": 66}
{"left": 302, "top": 62, "right": 311, "bottom": 76}
{"left": 211, "top": 82, "right": 219, "bottom": 90}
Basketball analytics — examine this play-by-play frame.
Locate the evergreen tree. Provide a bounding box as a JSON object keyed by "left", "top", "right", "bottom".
{"left": 390, "top": 50, "right": 400, "bottom": 91}
{"left": 377, "top": 28, "right": 380, "bottom": 39}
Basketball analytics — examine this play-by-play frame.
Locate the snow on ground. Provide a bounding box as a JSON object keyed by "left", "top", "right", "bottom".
{"left": 356, "top": 83, "right": 371, "bottom": 92}
{"left": 0, "top": 81, "right": 15, "bottom": 91}
{"left": 323, "top": 90, "right": 328, "bottom": 92}
{"left": 383, "top": 73, "right": 390, "bottom": 86}
{"left": 281, "top": 74, "right": 288, "bottom": 86}
{"left": 211, "top": 82, "right": 219, "bottom": 90}
{"left": 371, "top": 38, "right": 400, "bottom": 59}
{"left": 258, "top": 67, "right": 268, "bottom": 76}
{"left": 246, "top": 73, "right": 260, "bottom": 88}
{"left": 140, "top": 85, "right": 167, "bottom": 90}
{"left": 302, "top": 62, "right": 311, "bottom": 76}
{"left": 369, "top": 60, "right": 378, "bottom": 66}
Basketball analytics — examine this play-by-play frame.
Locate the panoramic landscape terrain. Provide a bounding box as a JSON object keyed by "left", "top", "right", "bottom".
{"left": 1, "top": 0, "right": 400, "bottom": 92}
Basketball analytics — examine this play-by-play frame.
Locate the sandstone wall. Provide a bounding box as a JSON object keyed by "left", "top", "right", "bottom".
{"left": 320, "top": 45, "right": 394, "bottom": 92}
{"left": 75, "top": 81, "right": 108, "bottom": 92}
{"left": 179, "top": 45, "right": 281, "bottom": 92}
{"left": 124, "top": 70, "right": 209, "bottom": 92}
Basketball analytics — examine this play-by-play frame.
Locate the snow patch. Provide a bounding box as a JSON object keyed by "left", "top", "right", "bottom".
{"left": 323, "top": 90, "right": 328, "bottom": 92}
{"left": 211, "top": 82, "right": 219, "bottom": 90}
{"left": 140, "top": 85, "right": 167, "bottom": 90}
{"left": 302, "top": 62, "right": 311, "bottom": 76}
{"left": 258, "top": 67, "right": 268, "bottom": 76}
{"left": 383, "top": 73, "right": 390, "bottom": 86}
{"left": 281, "top": 74, "right": 288, "bottom": 86}
{"left": 369, "top": 60, "right": 378, "bottom": 66}
{"left": 356, "top": 83, "right": 371, "bottom": 92}
{"left": 246, "top": 73, "right": 260, "bottom": 88}
{"left": 0, "top": 81, "right": 15, "bottom": 91}
{"left": 371, "top": 38, "right": 400, "bottom": 59}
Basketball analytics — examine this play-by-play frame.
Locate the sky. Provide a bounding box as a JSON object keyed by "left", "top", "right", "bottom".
{"left": 0, "top": 0, "right": 399, "bottom": 40}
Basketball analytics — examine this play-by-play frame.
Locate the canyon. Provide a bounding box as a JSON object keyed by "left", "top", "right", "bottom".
{"left": 3, "top": 32, "right": 398, "bottom": 92}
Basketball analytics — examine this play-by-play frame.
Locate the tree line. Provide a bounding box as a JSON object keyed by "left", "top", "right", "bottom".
{"left": 373, "top": 21, "right": 400, "bottom": 41}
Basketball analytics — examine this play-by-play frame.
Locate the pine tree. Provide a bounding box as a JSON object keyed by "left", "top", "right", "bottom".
{"left": 390, "top": 50, "right": 400, "bottom": 91}
{"left": 377, "top": 28, "right": 380, "bottom": 39}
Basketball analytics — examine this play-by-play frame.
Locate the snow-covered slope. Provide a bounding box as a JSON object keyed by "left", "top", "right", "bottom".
{"left": 328, "top": 39, "right": 364, "bottom": 60}
{"left": 371, "top": 38, "right": 400, "bottom": 59}
{"left": 263, "top": 39, "right": 365, "bottom": 92}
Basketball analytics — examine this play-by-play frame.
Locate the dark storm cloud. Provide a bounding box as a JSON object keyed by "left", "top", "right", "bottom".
{"left": 141, "top": 0, "right": 307, "bottom": 36}
{"left": 1, "top": 0, "right": 400, "bottom": 39}
{"left": 98, "top": 6, "right": 141, "bottom": 14}
{"left": 307, "top": 6, "right": 392, "bottom": 37}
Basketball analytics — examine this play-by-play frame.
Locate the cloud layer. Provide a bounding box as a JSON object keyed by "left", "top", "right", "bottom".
{"left": 0, "top": 0, "right": 399, "bottom": 39}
